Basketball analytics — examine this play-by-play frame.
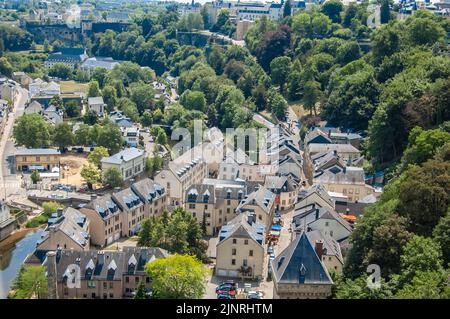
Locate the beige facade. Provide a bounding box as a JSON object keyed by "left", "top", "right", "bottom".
{"left": 184, "top": 179, "right": 246, "bottom": 236}
{"left": 80, "top": 179, "right": 167, "bottom": 247}
{"left": 101, "top": 148, "right": 145, "bottom": 182}
{"left": 319, "top": 181, "right": 376, "bottom": 203}
{"left": 236, "top": 186, "right": 276, "bottom": 229}
{"left": 15, "top": 148, "right": 61, "bottom": 171}
{"left": 216, "top": 213, "right": 265, "bottom": 280}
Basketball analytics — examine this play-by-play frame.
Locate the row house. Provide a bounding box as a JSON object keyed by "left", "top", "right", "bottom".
{"left": 184, "top": 179, "right": 247, "bottom": 236}
{"left": 80, "top": 178, "right": 166, "bottom": 246}
{"left": 236, "top": 186, "right": 276, "bottom": 229}
{"left": 43, "top": 247, "right": 168, "bottom": 299}
{"left": 264, "top": 175, "right": 298, "bottom": 211}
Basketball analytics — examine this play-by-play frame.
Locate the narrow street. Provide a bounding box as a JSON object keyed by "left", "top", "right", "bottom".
{"left": 0, "top": 87, "right": 28, "bottom": 200}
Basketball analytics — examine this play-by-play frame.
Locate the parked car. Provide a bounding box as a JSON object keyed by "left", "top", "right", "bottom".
{"left": 247, "top": 291, "right": 263, "bottom": 299}
{"left": 216, "top": 286, "right": 237, "bottom": 296}
{"left": 217, "top": 293, "right": 234, "bottom": 299}
{"left": 267, "top": 245, "right": 274, "bottom": 254}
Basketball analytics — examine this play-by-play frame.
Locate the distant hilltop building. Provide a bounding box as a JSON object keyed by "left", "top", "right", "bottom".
{"left": 45, "top": 48, "right": 89, "bottom": 69}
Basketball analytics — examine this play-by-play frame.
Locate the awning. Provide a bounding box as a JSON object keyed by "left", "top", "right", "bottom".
{"left": 29, "top": 165, "right": 45, "bottom": 171}
{"left": 271, "top": 224, "right": 282, "bottom": 231}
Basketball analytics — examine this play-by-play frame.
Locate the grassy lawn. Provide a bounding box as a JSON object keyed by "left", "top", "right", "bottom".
{"left": 60, "top": 81, "right": 89, "bottom": 94}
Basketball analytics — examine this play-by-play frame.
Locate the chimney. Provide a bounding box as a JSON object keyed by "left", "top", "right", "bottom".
{"left": 56, "top": 208, "right": 63, "bottom": 217}
{"left": 315, "top": 208, "right": 319, "bottom": 220}
{"left": 315, "top": 240, "right": 324, "bottom": 261}
{"left": 91, "top": 194, "right": 97, "bottom": 201}
{"left": 346, "top": 208, "right": 350, "bottom": 215}
{"left": 327, "top": 130, "right": 331, "bottom": 138}
{"left": 46, "top": 251, "right": 58, "bottom": 299}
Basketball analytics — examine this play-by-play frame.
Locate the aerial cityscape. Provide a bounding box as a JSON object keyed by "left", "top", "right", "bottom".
{"left": 0, "top": 0, "right": 449, "bottom": 303}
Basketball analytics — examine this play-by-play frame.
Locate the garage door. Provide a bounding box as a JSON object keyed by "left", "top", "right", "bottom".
{"left": 228, "top": 270, "right": 239, "bottom": 277}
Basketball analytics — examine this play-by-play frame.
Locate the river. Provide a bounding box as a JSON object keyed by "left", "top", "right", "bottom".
{"left": 0, "top": 230, "right": 43, "bottom": 299}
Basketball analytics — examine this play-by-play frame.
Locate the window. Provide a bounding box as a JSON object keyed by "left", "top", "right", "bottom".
{"left": 135, "top": 277, "right": 139, "bottom": 283}
{"left": 249, "top": 250, "right": 253, "bottom": 256}
{"left": 109, "top": 282, "right": 113, "bottom": 289}
{"left": 109, "top": 293, "right": 114, "bottom": 298}
{"left": 244, "top": 239, "right": 248, "bottom": 245}
{"left": 87, "top": 280, "right": 96, "bottom": 288}
{"left": 325, "top": 222, "right": 329, "bottom": 227}
{"left": 103, "top": 282, "right": 107, "bottom": 289}
{"left": 125, "top": 276, "right": 129, "bottom": 283}
{"left": 232, "top": 239, "right": 237, "bottom": 244}
{"left": 231, "top": 259, "right": 236, "bottom": 265}
{"left": 232, "top": 248, "right": 236, "bottom": 255}
{"left": 330, "top": 230, "right": 334, "bottom": 237}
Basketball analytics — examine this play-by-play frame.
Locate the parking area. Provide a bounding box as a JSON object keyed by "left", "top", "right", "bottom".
{"left": 204, "top": 272, "right": 273, "bottom": 299}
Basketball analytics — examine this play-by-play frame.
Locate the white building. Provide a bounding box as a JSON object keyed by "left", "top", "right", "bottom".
{"left": 29, "top": 79, "right": 61, "bottom": 98}
{"left": 88, "top": 96, "right": 106, "bottom": 116}
{"left": 101, "top": 147, "right": 145, "bottom": 182}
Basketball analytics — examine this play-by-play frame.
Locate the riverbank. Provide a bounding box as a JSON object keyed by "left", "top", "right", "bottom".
{"left": 0, "top": 229, "right": 44, "bottom": 299}
{"left": 0, "top": 226, "right": 43, "bottom": 250}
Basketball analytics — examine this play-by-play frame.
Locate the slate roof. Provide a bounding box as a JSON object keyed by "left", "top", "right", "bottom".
{"left": 296, "top": 184, "right": 334, "bottom": 210}
{"left": 87, "top": 193, "right": 120, "bottom": 220}
{"left": 236, "top": 186, "right": 276, "bottom": 215}
{"left": 131, "top": 178, "right": 166, "bottom": 204}
{"left": 112, "top": 187, "right": 144, "bottom": 212}
{"left": 218, "top": 212, "right": 265, "bottom": 245}
{"left": 304, "top": 128, "right": 332, "bottom": 145}
{"left": 46, "top": 247, "right": 168, "bottom": 282}
{"left": 101, "top": 147, "right": 144, "bottom": 165}
{"left": 271, "top": 232, "right": 333, "bottom": 285}
{"left": 38, "top": 207, "right": 89, "bottom": 249}
{"left": 313, "top": 166, "right": 366, "bottom": 185}
{"left": 308, "top": 143, "right": 360, "bottom": 155}
{"left": 15, "top": 148, "right": 61, "bottom": 156}
{"left": 292, "top": 207, "right": 353, "bottom": 234}
{"left": 305, "top": 230, "right": 343, "bottom": 265}
{"left": 88, "top": 96, "right": 105, "bottom": 105}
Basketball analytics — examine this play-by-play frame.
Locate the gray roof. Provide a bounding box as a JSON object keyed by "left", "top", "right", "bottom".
{"left": 304, "top": 128, "right": 332, "bottom": 145}
{"left": 88, "top": 96, "right": 105, "bottom": 105}
{"left": 293, "top": 206, "right": 353, "bottom": 234}
{"left": 305, "top": 230, "right": 343, "bottom": 265}
{"left": 15, "top": 148, "right": 61, "bottom": 156}
{"left": 308, "top": 143, "right": 360, "bottom": 155}
{"left": 218, "top": 212, "right": 265, "bottom": 245}
{"left": 47, "top": 247, "right": 168, "bottom": 282}
{"left": 131, "top": 178, "right": 166, "bottom": 204}
{"left": 271, "top": 232, "right": 333, "bottom": 285}
{"left": 86, "top": 194, "right": 120, "bottom": 220}
{"left": 112, "top": 187, "right": 144, "bottom": 212}
{"left": 101, "top": 147, "right": 144, "bottom": 165}
{"left": 297, "top": 184, "right": 334, "bottom": 209}
{"left": 313, "top": 166, "right": 365, "bottom": 185}
{"left": 236, "top": 186, "right": 275, "bottom": 215}
{"left": 38, "top": 207, "right": 89, "bottom": 249}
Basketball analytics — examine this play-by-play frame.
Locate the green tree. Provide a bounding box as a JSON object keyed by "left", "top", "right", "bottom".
{"left": 88, "top": 146, "right": 109, "bottom": 168}
{"left": 396, "top": 270, "right": 450, "bottom": 299}
{"left": 30, "top": 170, "right": 41, "bottom": 184}
{"left": 145, "top": 254, "right": 208, "bottom": 299}
{"left": 302, "top": 80, "right": 321, "bottom": 116}
{"left": 53, "top": 123, "right": 74, "bottom": 151}
{"left": 140, "top": 111, "right": 153, "bottom": 127}
{"left": 180, "top": 90, "right": 206, "bottom": 112}
{"left": 102, "top": 85, "right": 117, "bottom": 113}
{"left": 74, "top": 124, "right": 91, "bottom": 146}
{"left": 13, "top": 113, "right": 52, "bottom": 148}
{"left": 134, "top": 281, "right": 147, "bottom": 299}
{"left": 63, "top": 100, "right": 81, "bottom": 118}
{"left": 380, "top": 0, "right": 391, "bottom": 24}
{"left": 397, "top": 160, "right": 450, "bottom": 236}
{"left": 97, "top": 123, "right": 123, "bottom": 154}
{"left": 103, "top": 167, "right": 123, "bottom": 188}
{"left": 88, "top": 80, "right": 101, "bottom": 97}
{"left": 433, "top": 209, "right": 450, "bottom": 267}
{"left": 48, "top": 63, "right": 72, "bottom": 80}
{"left": 11, "top": 265, "right": 48, "bottom": 299}
{"left": 270, "top": 56, "right": 291, "bottom": 93}
{"left": 321, "top": 0, "right": 343, "bottom": 23}
{"left": 335, "top": 275, "right": 393, "bottom": 299}
{"left": 283, "top": 0, "right": 292, "bottom": 18}
{"left": 269, "top": 92, "right": 288, "bottom": 120}
{"left": 130, "top": 82, "right": 155, "bottom": 114}
{"left": 80, "top": 163, "right": 102, "bottom": 190}
{"left": 42, "top": 201, "right": 63, "bottom": 215}
{"left": 399, "top": 235, "right": 444, "bottom": 285}
{"left": 0, "top": 57, "right": 13, "bottom": 77}
{"left": 83, "top": 110, "right": 98, "bottom": 125}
